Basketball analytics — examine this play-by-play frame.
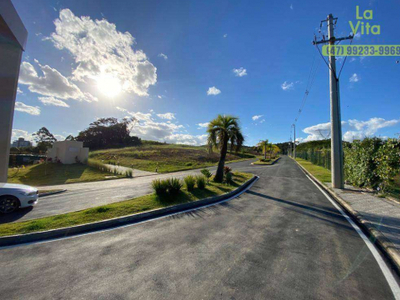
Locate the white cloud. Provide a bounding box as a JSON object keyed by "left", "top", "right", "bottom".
{"left": 38, "top": 96, "right": 70, "bottom": 108}
{"left": 281, "top": 81, "right": 294, "bottom": 91}
{"left": 223, "top": 34, "right": 227, "bottom": 38}
{"left": 50, "top": 9, "right": 157, "bottom": 96}
{"left": 290, "top": 4, "right": 294, "bottom": 9}
{"left": 19, "top": 60, "right": 96, "bottom": 102}
{"left": 157, "top": 95, "right": 162, "bottom": 99}
{"left": 300, "top": 118, "right": 399, "bottom": 142}
{"left": 54, "top": 134, "right": 66, "bottom": 141}
{"left": 165, "top": 134, "right": 207, "bottom": 146}
{"left": 17, "top": 87, "right": 23, "bottom": 94}
{"left": 207, "top": 86, "right": 221, "bottom": 96}
{"left": 158, "top": 53, "right": 168, "bottom": 60}
{"left": 197, "top": 122, "right": 209, "bottom": 129}
{"left": 252, "top": 115, "right": 263, "bottom": 121}
{"left": 14, "top": 102, "right": 41, "bottom": 115}
{"left": 116, "top": 107, "right": 205, "bottom": 145}
{"left": 349, "top": 73, "right": 359, "bottom": 83}
{"left": 157, "top": 112, "right": 175, "bottom": 120}
{"left": 233, "top": 67, "right": 247, "bottom": 77}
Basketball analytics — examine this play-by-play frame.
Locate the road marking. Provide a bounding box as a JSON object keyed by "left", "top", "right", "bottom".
{"left": 301, "top": 170, "right": 400, "bottom": 300}
{"left": 0, "top": 177, "right": 259, "bottom": 250}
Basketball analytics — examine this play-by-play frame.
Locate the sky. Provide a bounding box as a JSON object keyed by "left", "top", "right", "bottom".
{"left": 10, "top": 0, "right": 400, "bottom": 146}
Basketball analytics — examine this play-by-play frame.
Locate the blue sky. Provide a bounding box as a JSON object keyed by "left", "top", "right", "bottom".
{"left": 11, "top": 0, "right": 400, "bottom": 146}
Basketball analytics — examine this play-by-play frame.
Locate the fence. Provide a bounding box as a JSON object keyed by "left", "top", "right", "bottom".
{"left": 296, "top": 149, "right": 331, "bottom": 170}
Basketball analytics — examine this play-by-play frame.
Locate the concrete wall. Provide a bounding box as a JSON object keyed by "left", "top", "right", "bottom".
{"left": 47, "top": 141, "right": 89, "bottom": 164}
{"left": 0, "top": 0, "right": 27, "bottom": 182}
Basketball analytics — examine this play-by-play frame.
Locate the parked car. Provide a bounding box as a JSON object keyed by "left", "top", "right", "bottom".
{"left": 0, "top": 183, "right": 38, "bottom": 213}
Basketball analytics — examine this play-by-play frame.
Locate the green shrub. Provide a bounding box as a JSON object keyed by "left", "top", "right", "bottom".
{"left": 196, "top": 175, "right": 206, "bottom": 189}
{"left": 375, "top": 138, "right": 400, "bottom": 192}
{"left": 224, "top": 166, "right": 232, "bottom": 174}
{"left": 201, "top": 169, "right": 212, "bottom": 182}
{"left": 184, "top": 175, "right": 196, "bottom": 191}
{"left": 225, "top": 172, "right": 233, "bottom": 184}
{"left": 152, "top": 179, "right": 168, "bottom": 195}
{"left": 166, "top": 178, "right": 183, "bottom": 194}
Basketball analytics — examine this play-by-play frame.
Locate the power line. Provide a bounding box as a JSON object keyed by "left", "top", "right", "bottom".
{"left": 294, "top": 52, "right": 321, "bottom": 124}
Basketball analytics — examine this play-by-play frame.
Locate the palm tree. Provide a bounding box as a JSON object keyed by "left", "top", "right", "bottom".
{"left": 207, "top": 115, "right": 244, "bottom": 182}
{"left": 257, "top": 139, "right": 269, "bottom": 160}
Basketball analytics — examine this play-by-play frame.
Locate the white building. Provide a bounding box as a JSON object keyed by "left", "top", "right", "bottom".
{"left": 11, "top": 137, "right": 32, "bottom": 148}
{"left": 47, "top": 141, "right": 89, "bottom": 164}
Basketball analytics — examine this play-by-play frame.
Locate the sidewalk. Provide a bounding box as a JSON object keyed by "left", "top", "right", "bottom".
{"left": 330, "top": 185, "right": 400, "bottom": 268}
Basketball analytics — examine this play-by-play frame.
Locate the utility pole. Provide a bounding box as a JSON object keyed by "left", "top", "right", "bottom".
{"left": 313, "top": 14, "right": 352, "bottom": 189}
{"left": 292, "top": 124, "right": 296, "bottom": 159}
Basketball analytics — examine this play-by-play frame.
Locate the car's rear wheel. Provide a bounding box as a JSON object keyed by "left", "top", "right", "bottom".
{"left": 0, "top": 196, "right": 20, "bottom": 214}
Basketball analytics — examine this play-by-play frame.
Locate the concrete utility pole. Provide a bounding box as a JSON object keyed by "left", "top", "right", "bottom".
{"left": 292, "top": 124, "right": 296, "bottom": 159}
{"left": 313, "top": 14, "right": 352, "bottom": 189}
{"left": 0, "top": 1, "right": 27, "bottom": 182}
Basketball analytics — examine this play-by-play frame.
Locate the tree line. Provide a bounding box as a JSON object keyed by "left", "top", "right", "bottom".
{"left": 11, "top": 117, "right": 142, "bottom": 154}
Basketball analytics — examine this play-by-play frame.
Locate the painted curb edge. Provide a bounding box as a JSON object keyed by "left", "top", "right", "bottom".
{"left": 39, "top": 189, "right": 67, "bottom": 198}
{"left": 0, "top": 175, "right": 259, "bottom": 247}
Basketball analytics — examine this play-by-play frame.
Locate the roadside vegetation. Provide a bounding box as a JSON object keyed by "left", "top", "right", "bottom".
{"left": 295, "top": 158, "right": 331, "bottom": 183}
{"left": 7, "top": 163, "right": 124, "bottom": 186}
{"left": 0, "top": 172, "right": 253, "bottom": 237}
{"left": 89, "top": 143, "right": 254, "bottom": 173}
{"left": 295, "top": 138, "right": 400, "bottom": 198}
{"left": 207, "top": 115, "right": 244, "bottom": 182}
{"left": 253, "top": 140, "right": 280, "bottom": 165}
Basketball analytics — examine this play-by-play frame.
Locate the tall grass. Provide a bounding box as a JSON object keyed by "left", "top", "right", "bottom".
{"left": 184, "top": 175, "right": 196, "bottom": 191}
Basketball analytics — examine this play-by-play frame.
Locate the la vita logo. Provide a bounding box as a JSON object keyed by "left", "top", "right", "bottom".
{"left": 349, "top": 6, "right": 381, "bottom": 35}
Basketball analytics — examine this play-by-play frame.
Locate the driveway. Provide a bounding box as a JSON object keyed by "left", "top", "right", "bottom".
{"left": 0, "top": 156, "right": 398, "bottom": 299}
{"left": 0, "top": 159, "right": 257, "bottom": 223}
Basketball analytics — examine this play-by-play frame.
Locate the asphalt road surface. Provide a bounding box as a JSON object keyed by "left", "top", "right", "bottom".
{"left": 0, "top": 156, "right": 398, "bottom": 299}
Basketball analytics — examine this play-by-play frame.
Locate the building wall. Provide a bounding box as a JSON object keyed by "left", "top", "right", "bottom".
{"left": 47, "top": 141, "right": 89, "bottom": 164}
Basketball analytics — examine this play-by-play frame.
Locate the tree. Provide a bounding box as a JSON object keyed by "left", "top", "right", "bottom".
{"left": 65, "top": 135, "right": 76, "bottom": 141}
{"left": 32, "top": 127, "right": 57, "bottom": 153}
{"left": 257, "top": 139, "right": 269, "bottom": 160}
{"left": 207, "top": 115, "right": 244, "bottom": 182}
{"left": 76, "top": 117, "right": 142, "bottom": 149}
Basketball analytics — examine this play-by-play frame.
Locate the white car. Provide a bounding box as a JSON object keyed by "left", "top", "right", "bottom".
{"left": 0, "top": 183, "right": 38, "bottom": 213}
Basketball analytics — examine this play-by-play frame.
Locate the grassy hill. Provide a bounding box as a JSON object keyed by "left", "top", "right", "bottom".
{"left": 89, "top": 143, "right": 255, "bottom": 173}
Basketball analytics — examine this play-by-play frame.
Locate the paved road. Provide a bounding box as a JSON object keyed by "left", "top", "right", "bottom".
{"left": 0, "top": 159, "right": 257, "bottom": 223}
{"left": 0, "top": 156, "right": 398, "bottom": 299}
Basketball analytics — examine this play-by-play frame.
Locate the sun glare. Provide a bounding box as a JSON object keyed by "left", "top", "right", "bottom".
{"left": 97, "top": 73, "right": 122, "bottom": 98}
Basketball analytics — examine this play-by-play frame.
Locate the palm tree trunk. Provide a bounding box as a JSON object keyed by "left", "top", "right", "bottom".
{"left": 215, "top": 138, "right": 228, "bottom": 182}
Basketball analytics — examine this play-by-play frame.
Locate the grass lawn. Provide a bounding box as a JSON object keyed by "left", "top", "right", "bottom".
{"left": 7, "top": 163, "right": 124, "bottom": 186}
{"left": 295, "top": 158, "right": 332, "bottom": 183}
{"left": 89, "top": 144, "right": 255, "bottom": 173}
{"left": 0, "top": 172, "right": 253, "bottom": 237}
{"left": 253, "top": 157, "right": 280, "bottom": 165}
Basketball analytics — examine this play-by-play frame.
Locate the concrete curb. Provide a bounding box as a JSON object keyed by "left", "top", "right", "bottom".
{"left": 0, "top": 175, "right": 259, "bottom": 247}
{"left": 293, "top": 158, "right": 400, "bottom": 274}
{"left": 251, "top": 157, "right": 281, "bottom": 166}
{"left": 39, "top": 189, "right": 67, "bottom": 198}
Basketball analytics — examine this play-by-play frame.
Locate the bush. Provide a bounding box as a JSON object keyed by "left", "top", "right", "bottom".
{"left": 166, "top": 178, "right": 183, "bottom": 194}
{"left": 224, "top": 166, "right": 232, "bottom": 174}
{"left": 195, "top": 175, "right": 206, "bottom": 189}
{"left": 225, "top": 172, "right": 233, "bottom": 184}
{"left": 184, "top": 175, "right": 196, "bottom": 191}
{"left": 152, "top": 179, "right": 168, "bottom": 195}
{"left": 200, "top": 169, "right": 212, "bottom": 182}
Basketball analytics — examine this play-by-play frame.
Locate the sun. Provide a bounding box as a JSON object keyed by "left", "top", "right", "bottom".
{"left": 96, "top": 73, "right": 122, "bottom": 97}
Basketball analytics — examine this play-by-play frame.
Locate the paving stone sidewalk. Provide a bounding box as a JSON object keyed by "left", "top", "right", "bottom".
{"left": 329, "top": 184, "right": 400, "bottom": 268}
